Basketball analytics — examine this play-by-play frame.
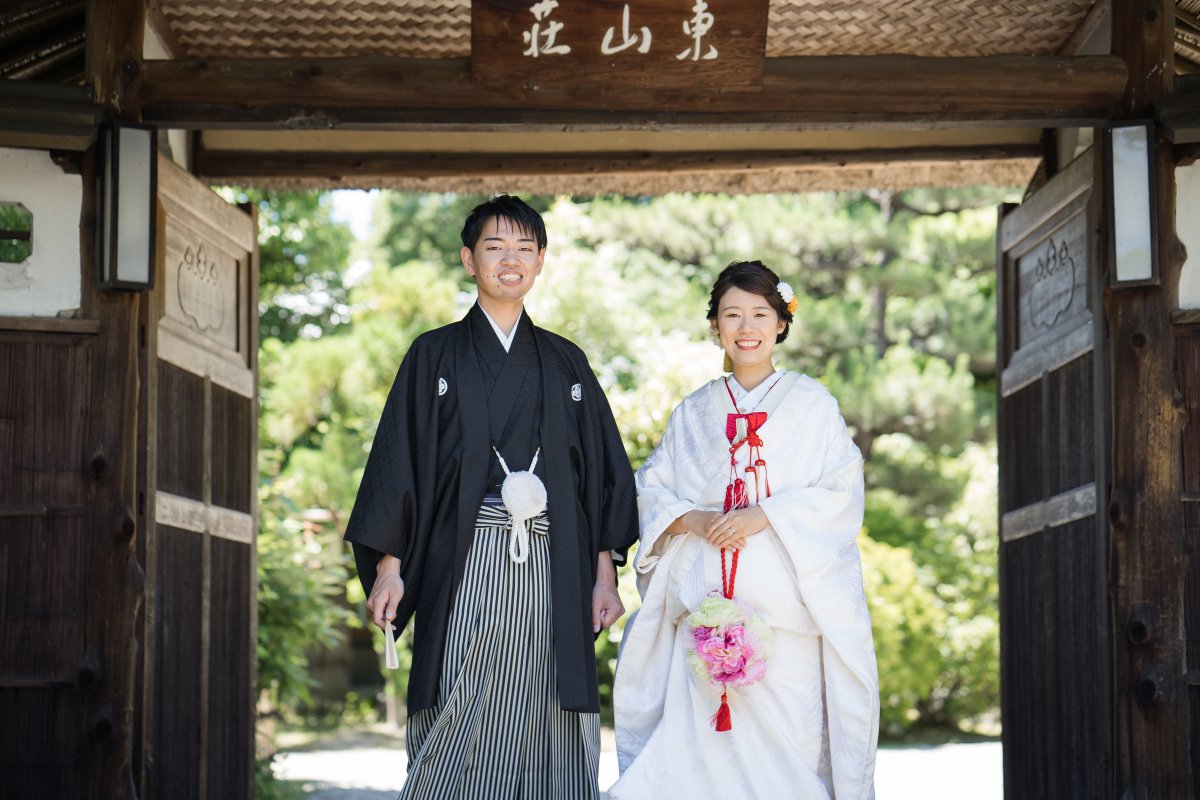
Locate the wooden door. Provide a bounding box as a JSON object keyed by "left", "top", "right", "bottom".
{"left": 996, "top": 151, "right": 1111, "bottom": 799}
{"left": 0, "top": 316, "right": 103, "bottom": 797}
{"left": 134, "top": 156, "right": 258, "bottom": 800}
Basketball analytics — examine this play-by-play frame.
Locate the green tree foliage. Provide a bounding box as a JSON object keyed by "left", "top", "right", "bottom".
{"left": 256, "top": 186, "right": 1014, "bottom": 739}
{"left": 243, "top": 192, "right": 361, "bottom": 794}
{"left": 0, "top": 202, "right": 32, "bottom": 263}
{"left": 257, "top": 487, "right": 354, "bottom": 710}
{"left": 218, "top": 188, "right": 354, "bottom": 343}
{"left": 259, "top": 260, "right": 458, "bottom": 516}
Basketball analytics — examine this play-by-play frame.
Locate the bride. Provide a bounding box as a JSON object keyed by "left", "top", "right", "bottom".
{"left": 611, "top": 260, "right": 878, "bottom": 799}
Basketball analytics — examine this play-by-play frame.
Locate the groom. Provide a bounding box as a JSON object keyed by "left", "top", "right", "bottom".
{"left": 344, "top": 195, "right": 637, "bottom": 797}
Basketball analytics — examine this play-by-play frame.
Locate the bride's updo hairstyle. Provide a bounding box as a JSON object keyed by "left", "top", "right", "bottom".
{"left": 706, "top": 260, "right": 793, "bottom": 344}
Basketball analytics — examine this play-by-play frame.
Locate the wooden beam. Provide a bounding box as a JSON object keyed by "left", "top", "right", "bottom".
{"left": 1157, "top": 92, "right": 1200, "bottom": 143}
{"left": 0, "top": 79, "right": 104, "bottom": 150}
{"left": 1, "top": 37, "right": 84, "bottom": 81}
{"left": 1059, "top": 0, "right": 1111, "bottom": 55}
{"left": 1178, "top": 6, "right": 1200, "bottom": 39}
{"left": 0, "top": 1, "right": 84, "bottom": 48}
{"left": 0, "top": 316, "right": 100, "bottom": 334}
{"left": 1000, "top": 483, "right": 1098, "bottom": 542}
{"left": 145, "top": 0, "right": 184, "bottom": 59}
{"left": 0, "top": 1, "right": 85, "bottom": 80}
{"left": 1106, "top": 0, "right": 1191, "bottom": 796}
{"left": 192, "top": 143, "right": 1044, "bottom": 181}
{"left": 140, "top": 55, "right": 1128, "bottom": 131}
{"left": 1175, "top": 141, "right": 1200, "bottom": 165}
{"left": 84, "top": 0, "right": 148, "bottom": 117}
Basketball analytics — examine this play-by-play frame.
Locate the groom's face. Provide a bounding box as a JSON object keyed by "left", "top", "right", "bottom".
{"left": 461, "top": 216, "right": 545, "bottom": 305}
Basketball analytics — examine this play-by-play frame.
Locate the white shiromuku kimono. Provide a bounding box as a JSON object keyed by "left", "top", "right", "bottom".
{"left": 610, "top": 370, "right": 878, "bottom": 800}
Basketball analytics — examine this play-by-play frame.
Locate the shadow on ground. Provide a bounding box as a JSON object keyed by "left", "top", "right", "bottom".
{"left": 278, "top": 782, "right": 396, "bottom": 800}
{"left": 278, "top": 725, "right": 406, "bottom": 754}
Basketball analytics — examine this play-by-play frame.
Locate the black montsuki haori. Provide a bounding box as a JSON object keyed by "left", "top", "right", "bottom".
{"left": 344, "top": 303, "right": 639, "bottom": 713}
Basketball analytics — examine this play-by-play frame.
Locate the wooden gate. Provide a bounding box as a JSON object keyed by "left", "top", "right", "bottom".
{"left": 0, "top": 315, "right": 104, "bottom": 796}
{"left": 996, "top": 151, "right": 1111, "bottom": 798}
{"left": 134, "top": 157, "right": 258, "bottom": 800}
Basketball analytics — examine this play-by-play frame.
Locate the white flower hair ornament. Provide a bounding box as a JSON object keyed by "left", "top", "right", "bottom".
{"left": 776, "top": 281, "right": 799, "bottom": 314}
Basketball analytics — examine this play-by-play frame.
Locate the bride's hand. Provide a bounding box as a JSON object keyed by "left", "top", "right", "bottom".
{"left": 667, "top": 509, "right": 723, "bottom": 537}
{"left": 705, "top": 507, "right": 768, "bottom": 550}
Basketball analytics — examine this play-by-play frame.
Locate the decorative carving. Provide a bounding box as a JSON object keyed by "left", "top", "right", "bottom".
{"left": 177, "top": 243, "right": 224, "bottom": 333}
{"left": 1028, "top": 238, "right": 1076, "bottom": 330}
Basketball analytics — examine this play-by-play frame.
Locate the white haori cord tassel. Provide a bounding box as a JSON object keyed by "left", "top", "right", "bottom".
{"left": 492, "top": 446, "right": 547, "bottom": 564}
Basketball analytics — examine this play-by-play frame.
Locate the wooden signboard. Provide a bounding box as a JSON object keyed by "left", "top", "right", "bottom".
{"left": 471, "top": 0, "right": 768, "bottom": 90}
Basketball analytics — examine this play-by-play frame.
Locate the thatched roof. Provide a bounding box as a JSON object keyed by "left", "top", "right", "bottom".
{"left": 155, "top": 0, "right": 1094, "bottom": 60}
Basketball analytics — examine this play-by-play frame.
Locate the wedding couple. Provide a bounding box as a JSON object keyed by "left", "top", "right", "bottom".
{"left": 344, "top": 196, "right": 879, "bottom": 800}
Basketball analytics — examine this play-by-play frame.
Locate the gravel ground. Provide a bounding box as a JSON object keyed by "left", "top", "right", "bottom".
{"left": 273, "top": 726, "right": 1003, "bottom": 799}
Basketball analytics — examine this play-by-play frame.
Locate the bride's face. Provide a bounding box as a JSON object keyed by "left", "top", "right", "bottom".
{"left": 711, "top": 286, "right": 787, "bottom": 371}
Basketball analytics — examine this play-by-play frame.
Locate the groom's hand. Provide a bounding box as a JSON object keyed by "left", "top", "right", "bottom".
{"left": 368, "top": 555, "right": 405, "bottom": 631}
{"left": 593, "top": 551, "right": 624, "bottom": 634}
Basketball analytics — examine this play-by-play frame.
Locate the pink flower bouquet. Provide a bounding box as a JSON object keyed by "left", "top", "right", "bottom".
{"left": 685, "top": 593, "right": 773, "bottom": 693}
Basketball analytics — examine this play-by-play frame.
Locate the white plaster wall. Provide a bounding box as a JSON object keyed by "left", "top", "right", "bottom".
{"left": 0, "top": 147, "right": 83, "bottom": 317}
{"left": 1177, "top": 162, "right": 1200, "bottom": 309}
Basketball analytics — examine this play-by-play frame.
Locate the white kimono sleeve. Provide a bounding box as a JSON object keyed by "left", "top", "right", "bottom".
{"left": 757, "top": 398, "right": 879, "bottom": 800}
{"left": 633, "top": 405, "right": 698, "bottom": 575}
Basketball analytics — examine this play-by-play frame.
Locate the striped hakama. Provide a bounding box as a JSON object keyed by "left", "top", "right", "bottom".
{"left": 399, "top": 500, "right": 601, "bottom": 800}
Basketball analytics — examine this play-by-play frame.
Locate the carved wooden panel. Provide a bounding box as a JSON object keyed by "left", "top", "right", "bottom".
{"left": 471, "top": 0, "right": 768, "bottom": 90}
{"left": 156, "top": 157, "right": 254, "bottom": 385}
{"left": 1017, "top": 231, "right": 1088, "bottom": 349}
{"left": 998, "top": 153, "right": 1094, "bottom": 397}
{"left": 166, "top": 238, "right": 238, "bottom": 351}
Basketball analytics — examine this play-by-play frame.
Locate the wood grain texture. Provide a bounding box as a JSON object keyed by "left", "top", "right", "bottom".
{"left": 206, "top": 537, "right": 253, "bottom": 800}
{"left": 192, "top": 143, "right": 1044, "bottom": 181}
{"left": 1107, "top": 2, "right": 1192, "bottom": 796}
{"left": 1002, "top": 483, "right": 1097, "bottom": 542}
{"left": 140, "top": 54, "right": 1129, "bottom": 130}
{"left": 77, "top": 139, "right": 145, "bottom": 799}
{"left": 84, "top": 0, "right": 148, "bottom": 117}
{"left": 137, "top": 163, "right": 258, "bottom": 800}
{"left": 997, "top": 151, "right": 1111, "bottom": 798}
{"left": 1000, "top": 518, "right": 1111, "bottom": 798}
{"left": 1176, "top": 331, "right": 1200, "bottom": 496}
{"left": 149, "top": 525, "right": 203, "bottom": 800}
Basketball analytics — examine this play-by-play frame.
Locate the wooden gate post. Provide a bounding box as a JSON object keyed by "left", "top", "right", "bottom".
{"left": 1106, "top": 1, "right": 1192, "bottom": 796}
{"left": 82, "top": 2, "right": 150, "bottom": 798}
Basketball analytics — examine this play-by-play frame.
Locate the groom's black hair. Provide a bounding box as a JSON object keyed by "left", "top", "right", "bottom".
{"left": 460, "top": 194, "right": 548, "bottom": 251}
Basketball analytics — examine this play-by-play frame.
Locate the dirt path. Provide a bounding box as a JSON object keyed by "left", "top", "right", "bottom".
{"left": 273, "top": 726, "right": 1002, "bottom": 799}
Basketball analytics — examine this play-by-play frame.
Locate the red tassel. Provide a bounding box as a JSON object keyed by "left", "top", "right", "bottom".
{"left": 732, "top": 478, "right": 748, "bottom": 510}
{"left": 712, "top": 691, "right": 732, "bottom": 732}
{"left": 724, "top": 482, "right": 734, "bottom": 513}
